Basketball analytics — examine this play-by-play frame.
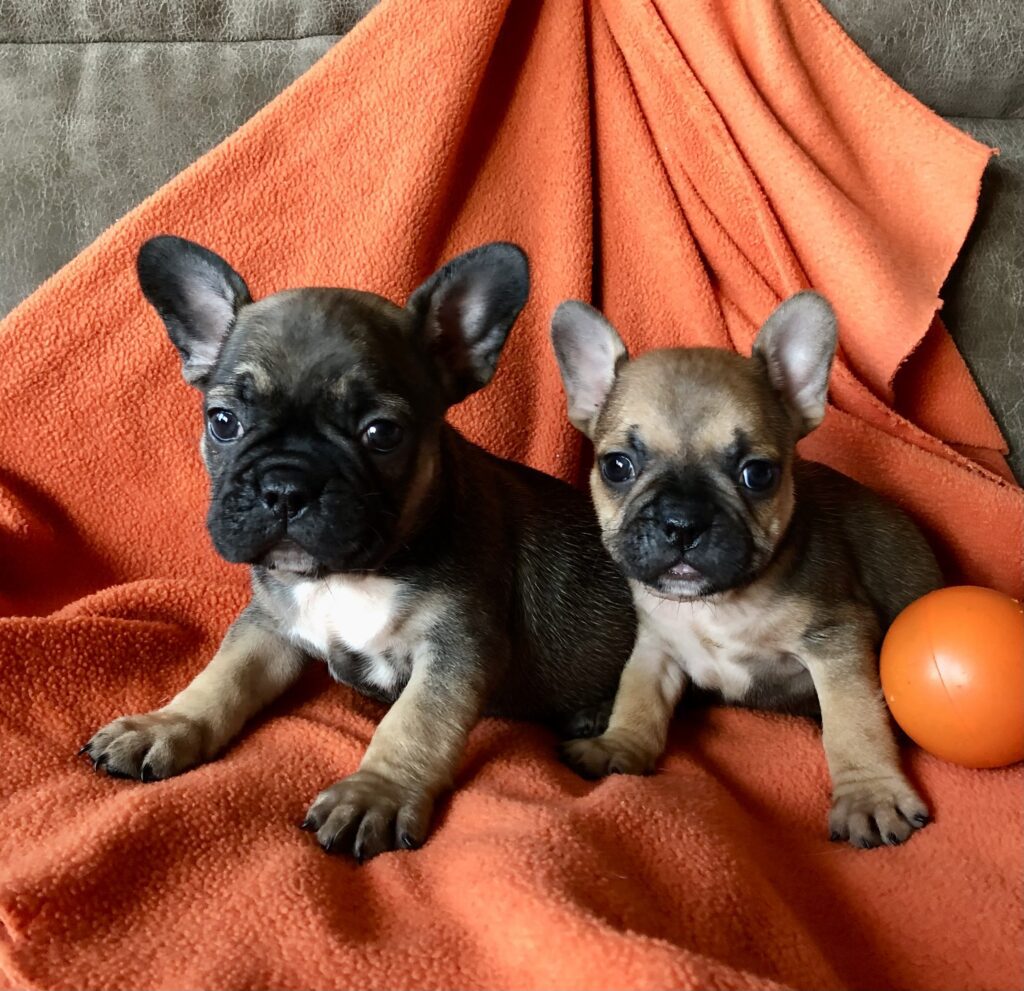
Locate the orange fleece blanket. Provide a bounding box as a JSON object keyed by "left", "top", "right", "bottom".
{"left": 1, "top": 1, "right": 1022, "bottom": 988}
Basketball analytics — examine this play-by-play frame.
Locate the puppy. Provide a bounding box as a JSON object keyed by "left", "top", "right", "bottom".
{"left": 82, "top": 236, "right": 636, "bottom": 861}
{"left": 550, "top": 292, "right": 941, "bottom": 848}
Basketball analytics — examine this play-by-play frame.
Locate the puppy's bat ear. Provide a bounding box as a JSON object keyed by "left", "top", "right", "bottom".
{"left": 753, "top": 291, "right": 837, "bottom": 436}
{"left": 137, "top": 235, "right": 251, "bottom": 388}
{"left": 550, "top": 300, "right": 627, "bottom": 437}
{"left": 406, "top": 242, "right": 530, "bottom": 406}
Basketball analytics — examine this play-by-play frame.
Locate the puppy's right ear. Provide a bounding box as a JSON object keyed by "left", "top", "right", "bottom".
{"left": 406, "top": 242, "right": 530, "bottom": 407}
{"left": 753, "top": 291, "right": 837, "bottom": 436}
{"left": 550, "top": 301, "right": 627, "bottom": 437}
{"left": 137, "top": 235, "right": 251, "bottom": 388}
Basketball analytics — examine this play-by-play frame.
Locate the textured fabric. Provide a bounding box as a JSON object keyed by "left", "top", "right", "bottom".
{"left": 820, "top": 0, "right": 1024, "bottom": 480}
{"left": 0, "top": 0, "right": 1022, "bottom": 989}
{"left": 0, "top": 0, "right": 378, "bottom": 318}
{"left": 1, "top": 0, "right": 1021, "bottom": 478}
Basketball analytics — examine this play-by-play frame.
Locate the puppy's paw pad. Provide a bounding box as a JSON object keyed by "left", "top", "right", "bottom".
{"left": 829, "top": 777, "right": 929, "bottom": 849}
{"left": 560, "top": 732, "right": 656, "bottom": 779}
{"left": 81, "top": 712, "right": 206, "bottom": 782}
{"left": 303, "top": 771, "right": 433, "bottom": 862}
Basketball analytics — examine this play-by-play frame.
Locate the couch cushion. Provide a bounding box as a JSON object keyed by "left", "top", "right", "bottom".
{"left": 822, "top": 0, "right": 1024, "bottom": 118}
{"left": 0, "top": 0, "right": 376, "bottom": 43}
{"left": 942, "top": 117, "right": 1024, "bottom": 479}
{"left": 0, "top": 0, "right": 378, "bottom": 317}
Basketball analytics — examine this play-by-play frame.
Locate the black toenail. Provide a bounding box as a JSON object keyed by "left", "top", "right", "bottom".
{"left": 829, "top": 831, "right": 842, "bottom": 842}
{"left": 140, "top": 764, "right": 156, "bottom": 783}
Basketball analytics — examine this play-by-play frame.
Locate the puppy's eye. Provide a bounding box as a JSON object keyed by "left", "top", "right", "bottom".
{"left": 362, "top": 419, "right": 404, "bottom": 453}
{"left": 600, "top": 452, "right": 636, "bottom": 485}
{"left": 739, "top": 459, "right": 778, "bottom": 493}
{"left": 207, "top": 408, "right": 243, "bottom": 443}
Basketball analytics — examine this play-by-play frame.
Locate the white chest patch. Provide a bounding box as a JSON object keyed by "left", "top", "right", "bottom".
{"left": 288, "top": 574, "right": 403, "bottom": 660}
{"left": 633, "top": 583, "right": 807, "bottom": 703}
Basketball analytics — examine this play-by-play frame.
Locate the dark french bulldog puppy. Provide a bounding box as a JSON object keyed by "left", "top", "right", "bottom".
{"left": 83, "top": 236, "right": 636, "bottom": 861}
{"left": 550, "top": 293, "right": 941, "bottom": 848}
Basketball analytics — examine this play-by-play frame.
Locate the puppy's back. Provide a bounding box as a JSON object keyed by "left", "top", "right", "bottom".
{"left": 455, "top": 436, "right": 637, "bottom": 724}
{"left": 795, "top": 461, "right": 942, "bottom": 628}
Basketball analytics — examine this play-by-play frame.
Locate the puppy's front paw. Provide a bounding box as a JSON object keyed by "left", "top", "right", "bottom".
{"left": 302, "top": 771, "right": 434, "bottom": 862}
{"left": 559, "top": 699, "right": 614, "bottom": 740}
{"left": 81, "top": 712, "right": 206, "bottom": 782}
{"left": 829, "top": 776, "right": 930, "bottom": 848}
{"left": 560, "top": 730, "right": 658, "bottom": 779}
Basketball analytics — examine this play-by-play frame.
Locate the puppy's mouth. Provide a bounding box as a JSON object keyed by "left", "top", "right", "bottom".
{"left": 666, "top": 561, "right": 702, "bottom": 580}
{"left": 260, "top": 540, "right": 322, "bottom": 577}
{"left": 255, "top": 536, "right": 393, "bottom": 579}
{"left": 648, "top": 560, "right": 708, "bottom": 600}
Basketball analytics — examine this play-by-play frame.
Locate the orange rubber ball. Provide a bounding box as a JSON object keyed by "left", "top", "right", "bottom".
{"left": 880, "top": 586, "right": 1024, "bottom": 768}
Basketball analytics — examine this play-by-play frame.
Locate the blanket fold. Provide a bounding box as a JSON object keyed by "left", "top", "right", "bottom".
{"left": 1, "top": 1, "right": 1021, "bottom": 988}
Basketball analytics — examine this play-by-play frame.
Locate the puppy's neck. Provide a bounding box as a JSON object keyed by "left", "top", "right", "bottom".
{"left": 376, "top": 425, "right": 466, "bottom": 572}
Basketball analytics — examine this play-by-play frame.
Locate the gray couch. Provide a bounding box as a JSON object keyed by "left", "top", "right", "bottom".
{"left": 1, "top": 0, "right": 1020, "bottom": 477}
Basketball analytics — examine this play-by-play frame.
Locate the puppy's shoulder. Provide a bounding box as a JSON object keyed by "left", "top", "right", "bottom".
{"left": 457, "top": 434, "right": 587, "bottom": 510}
{"left": 789, "top": 458, "right": 941, "bottom": 623}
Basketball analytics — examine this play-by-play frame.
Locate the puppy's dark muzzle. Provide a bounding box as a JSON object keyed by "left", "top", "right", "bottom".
{"left": 612, "top": 486, "right": 754, "bottom": 594}
{"left": 611, "top": 495, "right": 716, "bottom": 584}
{"left": 207, "top": 445, "right": 397, "bottom": 574}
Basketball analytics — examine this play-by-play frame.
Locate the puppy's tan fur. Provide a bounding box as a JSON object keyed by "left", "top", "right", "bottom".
{"left": 552, "top": 294, "right": 940, "bottom": 848}
{"left": 86, "top": 619, "right": 307, "bottom": 779}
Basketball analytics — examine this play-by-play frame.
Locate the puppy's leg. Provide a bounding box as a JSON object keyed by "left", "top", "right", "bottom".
{"left": 561, "top": 625, "right": 685, "bottom": 778}
{"left": 302, "top": 645, "right": 484, "bottom": 861}
{"left": 83, "top": 608, "right": 306, "bottom": 781}
{"left": 803, "top": 616, "right": 929, "bottom": 848}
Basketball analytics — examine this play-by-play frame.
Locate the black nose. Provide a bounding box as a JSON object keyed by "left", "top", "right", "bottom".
{"left": 661, "top": 502, "right": 714, "bottom": 550}
{"left": 258, "top": 468, "right": 319, "bottom": 520}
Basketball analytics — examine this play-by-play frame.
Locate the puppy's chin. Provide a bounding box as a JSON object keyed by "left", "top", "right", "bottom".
{"left": 256, "top": 538, "right": 394, "bottom": 578}
{"left": 646, "top": 561, "right": 712, "bottom": 601}
{"left": 260, "top": 541, "right": 322, "bottom": 577}
{"left": 625, "top": 551, "right": 763, "bottom": 601}
{"left": 638, "top": 552, "right": 777, "bottom": 601}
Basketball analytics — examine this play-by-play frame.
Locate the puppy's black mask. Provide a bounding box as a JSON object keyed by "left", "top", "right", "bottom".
{"left": 137, "top": 236, "right": 529, "bottom": 576}
{"left": 610, "top": 459, "right": 757, "bottom": 593}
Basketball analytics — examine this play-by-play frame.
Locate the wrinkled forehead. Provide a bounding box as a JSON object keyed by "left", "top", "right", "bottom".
{"left": 597, "top": 349, "right": 791, "bottom": 459}
{"left": 209, "top": 288, "right": 414, "bottom": 401}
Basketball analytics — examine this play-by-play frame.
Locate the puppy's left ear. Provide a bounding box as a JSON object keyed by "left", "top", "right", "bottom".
{"left": 550, "top": 301, "right": 627, "bottom": 438}
{"left": 137, "top": 235, "right": 251, "bottom": 388}
{"left": 407, "top": 242, "right": 529, "bottom": 405}
{"left": 753, "top": 291, "right": 837, "bottom": 436}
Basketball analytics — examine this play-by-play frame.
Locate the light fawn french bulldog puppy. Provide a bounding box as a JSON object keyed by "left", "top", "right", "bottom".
{"left": 550, "top": 292, "right": 941, "bottom": 848}
{"left": 82, "top": 236, "right": 636, "bottom": 861}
